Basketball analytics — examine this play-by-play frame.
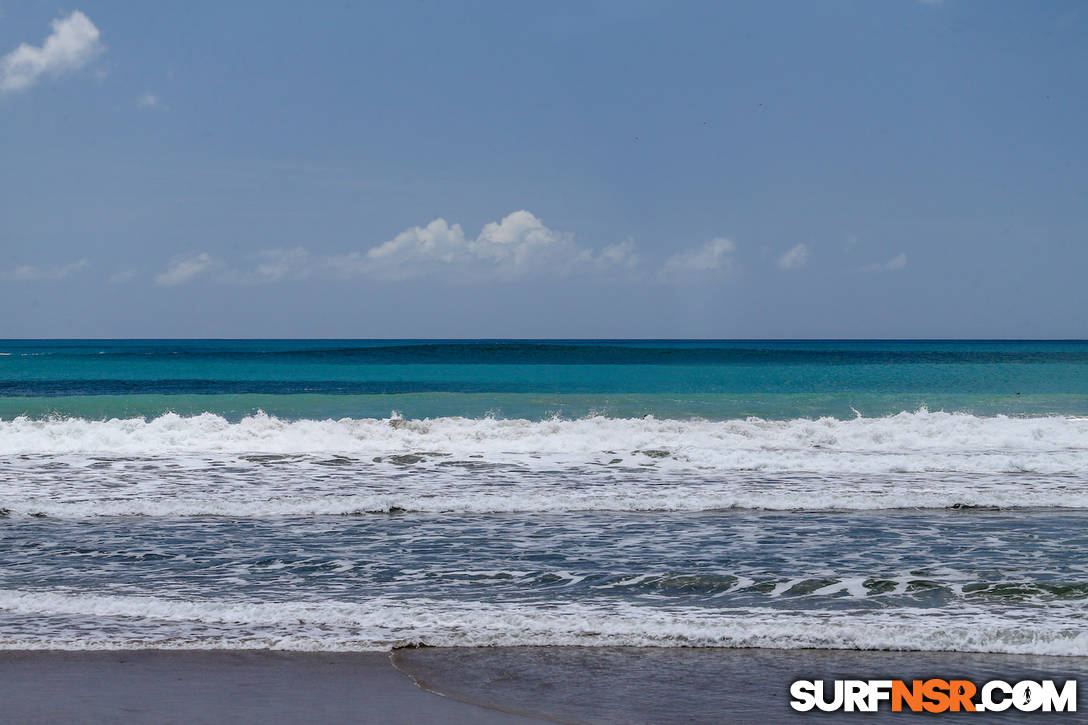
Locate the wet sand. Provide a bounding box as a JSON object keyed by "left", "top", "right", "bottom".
{"left": 0, "top": 650, "right": 537, "bottom": 724}
{"left": 1, "top": 648, "right": 1085, "bottom": 724}
{"left": 395, "top": 647, "right": 1088, "bottom": 723}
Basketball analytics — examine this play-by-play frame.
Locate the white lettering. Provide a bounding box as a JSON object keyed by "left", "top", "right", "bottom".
{"left": 789, "top": 680, "right": 816, "bottom": 712}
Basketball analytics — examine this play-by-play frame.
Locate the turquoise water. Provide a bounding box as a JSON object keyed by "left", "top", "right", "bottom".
{"left": 2, "top": 339, "right": 1086, "bottom": 419}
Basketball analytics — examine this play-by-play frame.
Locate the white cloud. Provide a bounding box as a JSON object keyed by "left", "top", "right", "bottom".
{"left": 884, "top": 252, "right": 908, "bottom": 270}
{"left": 660, "top": 237, "right": 736, "bottom": 278}
{"left": 155, "top": 253, "right": 216, "bottom": 287}
{"left": 138, "top": 92, "right": 160, "bottom": 108}
{"left": 344, "top": 218, "right": 468, "bottom": 280}
{"left": 777, "top": 243, "right": 809, "bottom": 270}
{"left": 8, "top": 259, "right": 89, "bottom": 280}
{"left": 592, "top": 239, "right": 641, "bottom": 271}
{"left": 139, "top": 212, "right": 664, "bottom": 288}
{"left": 0, "top": 11, "right": 103, "bottom": 93}
{"left": 331, "top": 210, "right": 637, "bottom": 281}
{"left": 249, "top": 247, "right": 310, "bottom": 283}
{"left": 863, "top": 252, "right": 908, "bottom": 272}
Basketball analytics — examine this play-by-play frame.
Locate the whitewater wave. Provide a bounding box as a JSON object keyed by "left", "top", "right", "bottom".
{"left": 2, "top": 409, "right": 1087, "bottom": 470}
{"left": 0, "top": 589, "right": 1083, "bottom": 656}
{"left": 2, "top": 409, "right": 1086, "bottom": 516}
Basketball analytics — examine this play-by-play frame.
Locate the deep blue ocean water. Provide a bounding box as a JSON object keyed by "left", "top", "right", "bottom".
{"left": 0, "top": 340, "right": 1086, "bottom": 653}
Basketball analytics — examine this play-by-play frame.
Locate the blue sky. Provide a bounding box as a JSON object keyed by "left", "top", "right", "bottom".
{"left": 1, "top": 0, "right": 1085, "bottom": 338}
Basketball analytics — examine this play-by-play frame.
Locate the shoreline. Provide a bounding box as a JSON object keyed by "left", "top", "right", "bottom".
{"left": 2, "top": 647, "right": 1085, "bottom": 724}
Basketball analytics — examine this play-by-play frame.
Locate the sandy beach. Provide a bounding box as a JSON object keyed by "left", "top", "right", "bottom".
{"left": 1, "top": 647, "right": 1084, "bottom": 724}
{"left": 0, "top": 650, "right": 534, "bottom": 724}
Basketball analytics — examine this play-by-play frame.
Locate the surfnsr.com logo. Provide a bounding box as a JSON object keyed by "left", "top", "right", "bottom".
{"left": 790, "top": 679, "right": 1077, "bottom": 713}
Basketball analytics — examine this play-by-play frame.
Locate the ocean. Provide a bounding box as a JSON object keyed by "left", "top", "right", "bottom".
{"left": 1, "top": 339, "right": 1086, "bottom": 655}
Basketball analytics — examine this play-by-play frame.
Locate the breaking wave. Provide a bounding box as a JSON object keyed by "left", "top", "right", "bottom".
{"left": 2, "top": 409, "right": 1087, "bottom": 517}
{"left": 2, "top": 409, "right": 1087, "bottom": 470}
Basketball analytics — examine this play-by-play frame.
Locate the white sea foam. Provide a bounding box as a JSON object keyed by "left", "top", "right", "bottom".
{"left": 2, "top": 409, "right": 1086, "bottom": 516}
{"left": 0, "top": 588, "right": 1084, "bottom": 656}
{"left": 4, "top": 482, "right": 1088, "bottom": 518}
{"left": 1, "top": 409, "right": 1087, "bottom": 471}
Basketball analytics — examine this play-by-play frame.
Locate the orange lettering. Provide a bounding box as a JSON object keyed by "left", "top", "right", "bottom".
{"left": 922, "top": 679, "right": 951, "bottom": 713}
{"left": 948, "top": 680, "right": 976, "bottom": 712}
{"left": 892, "top": 680, "right": 924, "bottom": 712}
